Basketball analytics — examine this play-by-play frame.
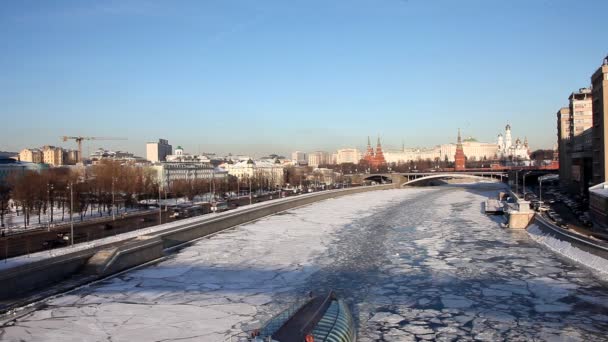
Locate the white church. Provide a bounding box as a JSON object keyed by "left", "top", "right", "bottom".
{"left": 496, "top": 124, "right": 530, "bottom": 160}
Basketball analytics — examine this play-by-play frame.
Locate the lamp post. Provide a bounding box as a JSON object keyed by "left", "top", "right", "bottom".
{"left": 523, "top": 171, "right": 530, "bottom": 199}
{"left": 68, "top": 182, "right": 74, "bottom": 246}
{"left": 158, "top": 183, "right": 162, "bottom": 225}
{"left": 248, "top": 176, "right": 252, "bottom": 205}
{"left": 111, "top": 177, "right": 116, "bottom": 221}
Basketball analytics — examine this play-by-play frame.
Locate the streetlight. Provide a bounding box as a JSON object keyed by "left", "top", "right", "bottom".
{"left": 67, "top": 182, "right": 74, "bottom": 246}
{"left": 158, "top": 183, "right": 162, "bottom": 225}
{"left": 111, "top": 177, "right": 116, "bottom": 221}
{"left": 522, "top": 171, "right": 530, "bottom": 199}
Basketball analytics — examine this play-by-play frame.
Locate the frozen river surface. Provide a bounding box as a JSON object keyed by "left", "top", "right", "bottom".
{"left": 2, "top": 184, "right": 608, "bottom": 341}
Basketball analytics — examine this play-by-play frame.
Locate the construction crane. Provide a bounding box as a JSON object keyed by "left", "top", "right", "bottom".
{"left": 61, "top": 136, "right": 127, "bottom": 163}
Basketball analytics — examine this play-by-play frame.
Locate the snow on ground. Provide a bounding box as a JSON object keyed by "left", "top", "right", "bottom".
{"left": 2, "top": 183, "right": 608, "bottom": 342}
{"left": 0, "top": 187, "right": 379, "bottom": 271}
{"left": 0, "top": 188, "right": 416, "bottom": 341}
{"left": 528, "top": 224, "right": 608, "bottom": 277}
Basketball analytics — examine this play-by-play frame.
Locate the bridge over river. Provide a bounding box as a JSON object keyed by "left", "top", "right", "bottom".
{"left": 2, "top": 183, "right": 607, "bottom": 341}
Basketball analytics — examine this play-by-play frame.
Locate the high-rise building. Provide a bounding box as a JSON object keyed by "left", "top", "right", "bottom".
{"left": 557, "top": 107, "right": 572, "bottom": 189}
{"left": 146, "top": 139, "right": 172, "bottom": 163}
{"left": 291, "top": 151, "right": 307, "bottom": 165}
{"left": 569, "top": 88, "right": 593, "bottom": 138}
{"left": 307, "top": 151, "right": 330, "bottom": 168}
{"left": 591, "top": 56, "right": 608, "bottom": 184}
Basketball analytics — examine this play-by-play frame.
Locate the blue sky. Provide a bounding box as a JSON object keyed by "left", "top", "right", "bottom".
{"left": 1, "top": 0, "right": 607, "bottom": 157}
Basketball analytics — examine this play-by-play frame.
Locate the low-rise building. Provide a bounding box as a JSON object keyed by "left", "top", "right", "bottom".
{"left": 221, "top": 159, "right": 285, "bottom": 186}
{"left": 90, "top": 148, "right": 147, "bottom": 165}
{"left": 153, "top": 162, "right": 227, "bottom": 189}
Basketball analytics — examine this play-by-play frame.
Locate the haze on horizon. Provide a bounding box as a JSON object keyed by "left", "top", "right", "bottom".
{"left": 1, "top": 0, "right": 607, "bottom": 157}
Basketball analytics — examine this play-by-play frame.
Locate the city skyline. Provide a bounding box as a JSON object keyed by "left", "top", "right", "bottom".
{"left": 2, "top": 0, "right": 608, "bottom": 155}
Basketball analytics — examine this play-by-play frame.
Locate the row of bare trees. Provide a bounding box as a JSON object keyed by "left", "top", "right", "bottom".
{"left": 1, "top": 161, "right": 159, "bottom": 228}
{"left": 0, "top": 161, "right": 300, "bottom": 228}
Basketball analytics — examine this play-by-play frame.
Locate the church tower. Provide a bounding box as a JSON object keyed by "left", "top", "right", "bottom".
{"left": 454, "top": 129, "right": 466, "bottom": 171}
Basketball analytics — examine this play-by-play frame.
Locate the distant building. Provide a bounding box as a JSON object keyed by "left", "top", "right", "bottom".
{"left": 591, "top": 56, "right": 608, "bottom": 185}
{"left": 41, "top": 146, "right": 64, "bottom": 166}
{"left": 307, "top": 151, "right": 330, "bottom": 168}
{"left": 153, "top": 162, "right": 227, "bottom": 190}
{"left": 63, "top": 149, "right": 80, "bottom": 165}
{"left": 384, "top": 133, "right": 501, "bottom": 165}
{"left": 19, "top": 148, "right": 43, "bottom": 164}
{"left": 165, "top": 146, "right": 210, "bottom": 163}
{"left": 291, "top": 151, "right": 307, "bottom": 165}
{"left": 90, "top": 148, "right": 147, "bottom": 165}
{"left": 221, "top": 159, "right": 285, "bottom": 186}
{"left": 146, "top": 139, "right": 172, "bottom": 163}
{"left": 336, "top": 148, "right": 361, "bottom": 164}
{"left": 496, "top": 124, "right": 530, "bottom": 160}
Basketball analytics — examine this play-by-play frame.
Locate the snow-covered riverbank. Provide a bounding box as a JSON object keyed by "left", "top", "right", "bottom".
{"left": 2, "top": 184, "right": 608, "bottom": 342}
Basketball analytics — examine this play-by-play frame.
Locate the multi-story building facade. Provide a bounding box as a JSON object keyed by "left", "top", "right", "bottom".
{"left": 146, "top": 139, "right": 172, "bottom": 163}
{"left": 307, "top": 151, "right": 330, "bottom": 168}
{"left": 63, "top": 149, "right": 80, "bottom": 165}
{"left": 18, "top": 148, "right": 43, "bottom": 164}
{"left": 90, "top": 148, "right": 147, "bottom": 165}
{"left": 41, "top": 146, "right": 64, "bottom": 166}
{"left": 221, "top": 159, "right": 285, "bottom": 186}
{"left": 291, "top": 151, "right": 307, "bottom": 165}
{"left": 557, "top": 107, "right": 572, "bottom": 189}
{"left": 153, "top": 162, "right": 227, "bottom": 189}
{"left": 569, "top": 88, "right": 593, "bottom": 137}
{"left": 336, "top": 149, "right": 361, "bottom": 164}
{"left": 591, "top": 57, "right": 608, "bottom": 185}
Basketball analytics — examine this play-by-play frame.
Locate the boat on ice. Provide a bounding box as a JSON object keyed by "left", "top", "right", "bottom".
{"left": 233, "top": 291, "right": 356, "bottom": 342}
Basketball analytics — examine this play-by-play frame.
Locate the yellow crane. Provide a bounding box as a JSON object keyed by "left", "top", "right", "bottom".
{"left": 61, "top": 136, "right": 127, "bottom": 163}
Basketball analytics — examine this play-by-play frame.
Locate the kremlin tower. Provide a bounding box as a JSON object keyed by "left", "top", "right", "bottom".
{"left": 373, "top": 136, "right": 386, "bottom": 167}
{"left": 361, "top": 136, "right": 386, "bottom": 170}
{"left": 454, "top": 128, "right": 466, "bottom": 171}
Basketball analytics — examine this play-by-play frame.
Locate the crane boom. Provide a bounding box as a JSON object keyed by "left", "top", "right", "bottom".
{"left": 60, "top": 136, "right": 127, "bottom": 163}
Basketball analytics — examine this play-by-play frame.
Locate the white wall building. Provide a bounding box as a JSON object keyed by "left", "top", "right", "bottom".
{"left": 307, "top": 151, "right": 331, "bottom": 167}
{"left": 165, "top": 146, "right": 211, "bottom": 163}
{"left": 291, "top": 151, "right": 307, "bottom": 165}
{"left": 146, "top": 139, "right": 172, "bottom": 163}
{"left": 336, "top": 149, "right": 361, "bottom": 164}
{"left": 221, "top": 159, "right": 285, "bottom": 186}
{"left": 153, "top": 163, "right": 227, "bottom": 189}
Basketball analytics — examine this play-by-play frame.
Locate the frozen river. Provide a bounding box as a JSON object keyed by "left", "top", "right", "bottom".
{"left": 2, "top": 184, "right": 608, "bottom": 341}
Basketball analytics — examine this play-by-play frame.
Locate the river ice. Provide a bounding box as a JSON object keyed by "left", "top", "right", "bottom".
{"left": 1, "top": 184, "right": 608, "bottom": 341}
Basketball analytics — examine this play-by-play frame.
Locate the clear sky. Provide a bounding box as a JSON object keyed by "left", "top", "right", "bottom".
{"left": 1, "top": 0, "right": 607, "bottom": 157}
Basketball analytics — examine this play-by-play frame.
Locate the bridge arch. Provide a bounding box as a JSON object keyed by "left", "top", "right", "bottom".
{"left": 401, "top": 173, "right": 502, "bottom": 187}
{"left": 363, "top": 174, "right": 391, "bottom": 183}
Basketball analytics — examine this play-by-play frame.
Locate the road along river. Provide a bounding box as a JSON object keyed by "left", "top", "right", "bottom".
{"left": 1, "top": 183, "right": 608, "bottom": 341}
